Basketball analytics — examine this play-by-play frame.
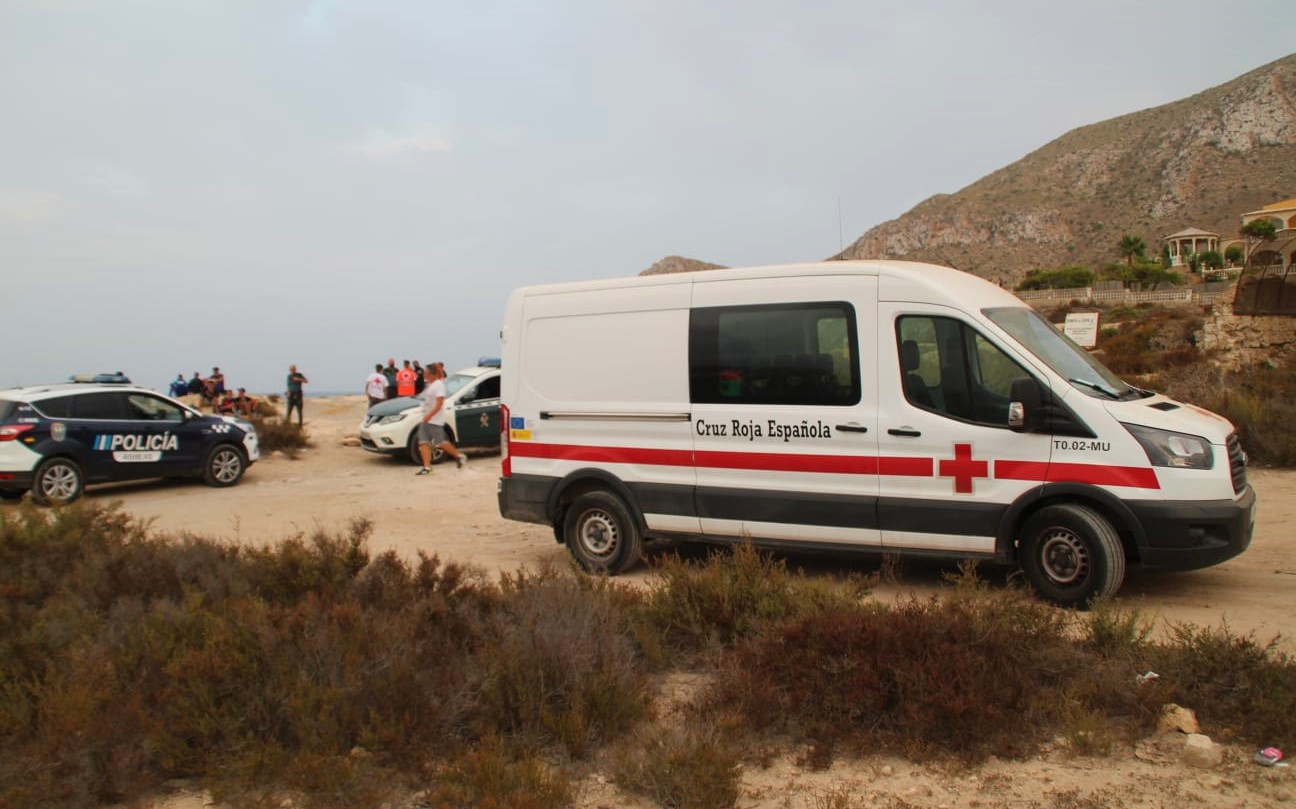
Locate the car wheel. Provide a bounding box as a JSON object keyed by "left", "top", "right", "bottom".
{"left": 1020, "top": 504, "right": 1125, "bottom": 608}
{"left": 203, "top": 444, "right": 246, "bottom": 487}
{"left": 406, "top": 431, "right": 422, "bottom": 465}
{"left": 562, "top": 490, "right": 643, "bottom": 574}
{"left": 31, "top": 458, "right": 84, "bottom": 505}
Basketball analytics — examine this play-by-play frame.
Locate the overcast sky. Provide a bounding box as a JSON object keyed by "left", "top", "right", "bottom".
{"left": 3, "top": 1, "right": 1294, "bottom": 394}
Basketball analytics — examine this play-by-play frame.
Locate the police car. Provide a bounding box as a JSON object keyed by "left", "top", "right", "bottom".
{"left": 0, "top": 381, "right": 260, "bottom": 505}
{"left": 359, "top": 361, "right": 501, "bottom": 464}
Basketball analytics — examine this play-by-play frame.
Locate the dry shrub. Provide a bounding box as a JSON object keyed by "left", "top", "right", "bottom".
{"left": 251, "top": 414, "right": 312, "bottom": 456}
{"left": 1145, "top": 622, "right": 1296, "bottom": 745}
{"left": 611, "top": 720, "right": 742, "bottom": 809}
{"left": 426, "top": 737, "right": 572, "bottom": 809}
{"left": 473, "top": 564, "right": 650, "bottom": 758}
{"left": 1095, "top": 306, "right": 1201, "bottom": 375}
{"left": 631, "top": 542, "right": 868, "bottom": 660}
{"left": 703, "top": 588, "right": 1095, "bottom": 764}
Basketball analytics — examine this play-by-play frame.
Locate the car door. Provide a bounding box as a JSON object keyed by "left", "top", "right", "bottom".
{"left": 452, "top": 374, "right": 501, "bottom": 449}
{"left": 65, "top": 391, "right": 145, "bottom": 482}
{"left": 121, "top": 391, "right": 206, "bottom": 474}
{"left": 876, "top": 304, "right": 1053, "bottom": 554}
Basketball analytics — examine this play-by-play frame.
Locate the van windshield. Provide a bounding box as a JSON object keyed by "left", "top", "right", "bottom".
{"left": 984, "top": 307, "right": 1137, "bottom": 400}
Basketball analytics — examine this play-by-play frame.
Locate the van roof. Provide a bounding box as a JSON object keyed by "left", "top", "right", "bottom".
{"left": 513, "top": 260, "right": 1024, "bottom": 311}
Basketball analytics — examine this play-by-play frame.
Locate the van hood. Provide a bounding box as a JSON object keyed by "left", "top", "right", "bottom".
{"left": 1103, "top": 393, "right": 1236, "bottom": 444}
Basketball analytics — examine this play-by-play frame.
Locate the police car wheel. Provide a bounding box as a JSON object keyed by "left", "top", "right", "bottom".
{"left": 31, "top": 458, "right": 84, "bottom": 505}
{"left": 563, "top": 490, "right": 643, "bottom": 575}
{"left": 203, "top": 445, "right": 246, "bottom": 487}
{"left": 1020, "top": 504, "right": 1125, "bottom": 609}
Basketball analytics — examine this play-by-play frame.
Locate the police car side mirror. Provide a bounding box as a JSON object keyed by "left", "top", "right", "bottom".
{"left": 1009, "top": 377, "right": 1044, "bottom": 433}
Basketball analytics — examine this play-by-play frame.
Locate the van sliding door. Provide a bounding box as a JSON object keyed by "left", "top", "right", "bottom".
{"left": 688, "top": 275, "right": 881, "bottom": 547}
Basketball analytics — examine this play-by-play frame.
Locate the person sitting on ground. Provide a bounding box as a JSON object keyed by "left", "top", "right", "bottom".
{"left": 187, "top": 371, "right": 204, "bottom": 396}
{"left": 230, "top": 387, "right": 255, "bottom": 417}
{"left": 169, "top": 374, "right": 188, "bottom": 398}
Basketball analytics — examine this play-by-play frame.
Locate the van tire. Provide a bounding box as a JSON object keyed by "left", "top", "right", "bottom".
{"left": 32, "top": 458, "right": 84, "bottom": 505}
{"left": 563, "top": 491, "right": 643, "bottom": 575}
{"left": 1020, "top": 504, "right": 1125, "bottom": 608}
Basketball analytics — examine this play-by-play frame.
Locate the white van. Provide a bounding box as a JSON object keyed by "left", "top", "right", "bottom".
{"left": 496, "top": 261, "right": 1255, "bottom": 606}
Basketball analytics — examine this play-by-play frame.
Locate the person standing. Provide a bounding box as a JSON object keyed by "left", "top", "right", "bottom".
{"left": 412, "top": 360, "right": 425, "bottom": 394}
{"left": 396, "top": 360, "right": 417, "bottom": 398}
{"left": 414, "top": 362, "right": 465, "bottom": 474}
{"left": 285, "top": 364, "right": 308, "bottom": 426}
{"left": 382, "top": 358, "right": 398, "bottom": 401}
{"left": 364, "top": 364, "right": 387, "bottom": 408}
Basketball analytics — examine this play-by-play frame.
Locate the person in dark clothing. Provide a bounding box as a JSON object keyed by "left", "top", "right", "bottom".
{"left": 187, "top": 372, "right": 204, "bottom": 395}
{"left": 382, "top": 358, "right": 398, "bottom": 401}
{"left": 285, "top": 364, "right": 308, "bottom": 426}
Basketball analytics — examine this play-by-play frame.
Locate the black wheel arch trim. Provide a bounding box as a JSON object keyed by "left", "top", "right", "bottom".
{"left": 996, "top": 482, "right": 1144, "bottom": 562}
{"left": 545, "top": 468, "right": 646, "bottom": 534}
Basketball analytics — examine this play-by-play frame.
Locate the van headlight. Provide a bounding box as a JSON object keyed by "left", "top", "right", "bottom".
{"left": 377, "top": 413, "right": 409, "bottom": 426}
{"left": 1123, "top": 423, "right": 1213, "bottom": 469}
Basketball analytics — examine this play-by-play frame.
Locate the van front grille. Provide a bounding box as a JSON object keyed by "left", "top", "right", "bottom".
{"left": 1226, "top": 432, "right": 1247, "bottom": 494}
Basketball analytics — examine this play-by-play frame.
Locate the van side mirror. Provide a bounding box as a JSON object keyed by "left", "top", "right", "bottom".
{"left": 1009, "top": 377, "right": 1043, "bottom": 432}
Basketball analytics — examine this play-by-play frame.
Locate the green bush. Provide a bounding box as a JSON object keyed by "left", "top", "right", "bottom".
{"left": 1016, "top": 266, "right": 1096, "bottom": 291}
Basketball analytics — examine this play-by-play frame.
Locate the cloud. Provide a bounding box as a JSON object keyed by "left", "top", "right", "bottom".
{"left": 0, "top": 188, "right": 63, "bottom": 223}
{"left": 85, "top": 165, "right": 150, "bottom": 199}
{"left": 351, "top": 131, "right": 454, "bottom": 160}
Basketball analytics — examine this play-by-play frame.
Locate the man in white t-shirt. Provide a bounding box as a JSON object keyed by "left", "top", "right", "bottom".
{"left": 364, "top": 364, "right": 387, "bottom": 408}
{"left": 415, "top": 362, "right": 466, "bottom": 474}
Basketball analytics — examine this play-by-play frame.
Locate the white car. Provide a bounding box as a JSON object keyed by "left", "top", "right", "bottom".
{"left": 358, "top": 363, "right": 501, "bottom": 464}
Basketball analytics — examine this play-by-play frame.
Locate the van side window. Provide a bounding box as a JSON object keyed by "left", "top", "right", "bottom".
{"left": 690, "top": 302, "right": 859, "bottom": 405}
{"left": 896, "top": 316, "right": 1031, "bottom": 427}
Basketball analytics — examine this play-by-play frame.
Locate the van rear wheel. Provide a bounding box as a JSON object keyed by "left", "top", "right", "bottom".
{"left": 563, "top": 491, "right": 643, "bottom": 575}
{"left": 1020, "top": 504, "right": 1125, "bottom": 608}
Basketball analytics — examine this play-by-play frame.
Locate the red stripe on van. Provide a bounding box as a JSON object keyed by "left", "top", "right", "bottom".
{"left": 507, "top": 442, "right": 934, "bottom": 477}
{"left": 994, "top": 460, "right": 1160, "bottom": 489}
{"left": 509, "top": 442, "right": 694, "bottom": 467}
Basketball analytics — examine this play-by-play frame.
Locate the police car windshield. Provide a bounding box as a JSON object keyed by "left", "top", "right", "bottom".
{"left": 984, "top": 307, "right": 1136, "bottom": 400}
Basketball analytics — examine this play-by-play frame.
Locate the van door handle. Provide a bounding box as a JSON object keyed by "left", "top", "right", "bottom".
{"left": 835, "top": 423, "right": 868, "bottom": 433}
{"left": 888, "top": 428, "right": 922, "bottom": 437}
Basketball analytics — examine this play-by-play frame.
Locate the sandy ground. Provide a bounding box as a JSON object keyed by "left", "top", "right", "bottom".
{"left": 9, "top": 395, "right": 1294, "bottom": 807}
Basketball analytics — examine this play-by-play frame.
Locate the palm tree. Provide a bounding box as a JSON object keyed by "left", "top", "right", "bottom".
{"left": 1118, "top": 234, "right": 1146, "bottom": 266}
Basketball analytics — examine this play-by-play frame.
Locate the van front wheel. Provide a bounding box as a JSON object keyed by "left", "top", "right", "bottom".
{"left": 563, "top": 491, "right": 643, "bottom": 575}
{"left": 1020, "top": 504, "right": 1125, "bottom": 608}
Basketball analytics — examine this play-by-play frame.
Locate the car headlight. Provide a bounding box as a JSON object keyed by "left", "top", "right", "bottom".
{"left": 377, "top": 413, "right": 409, "bottom": 426}
{"left": 1123, "top": 423, "right": 1213, "bottom": 469}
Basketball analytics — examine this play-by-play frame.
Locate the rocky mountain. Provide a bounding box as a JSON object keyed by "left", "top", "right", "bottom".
{"left": 640, "top": 255, "right": 728, "bottom": 275}
{"left": 831, "top": 53, "right": 1296, "bottom": 284}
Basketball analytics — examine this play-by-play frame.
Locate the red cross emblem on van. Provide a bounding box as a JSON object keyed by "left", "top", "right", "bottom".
{"left": 939, "top": 443, "right": 989, "bottom": 494}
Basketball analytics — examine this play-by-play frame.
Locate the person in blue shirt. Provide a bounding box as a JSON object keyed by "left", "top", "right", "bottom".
{"left": 169, "top": 374, "right": 189, "bottom": 398}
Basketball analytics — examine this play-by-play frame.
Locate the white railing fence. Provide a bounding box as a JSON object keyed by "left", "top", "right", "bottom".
{"left": 1015, "top": 287, "right": 1231, "bottom": 306}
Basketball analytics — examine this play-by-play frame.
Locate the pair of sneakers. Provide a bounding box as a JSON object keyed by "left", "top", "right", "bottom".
{"left": 416, "top": 456, "right": 466, "bottom": 475}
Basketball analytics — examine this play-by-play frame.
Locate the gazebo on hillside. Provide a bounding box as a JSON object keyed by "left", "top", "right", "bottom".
{"left": 1162, "top": 227, "right": 1219, "bottom": 270}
